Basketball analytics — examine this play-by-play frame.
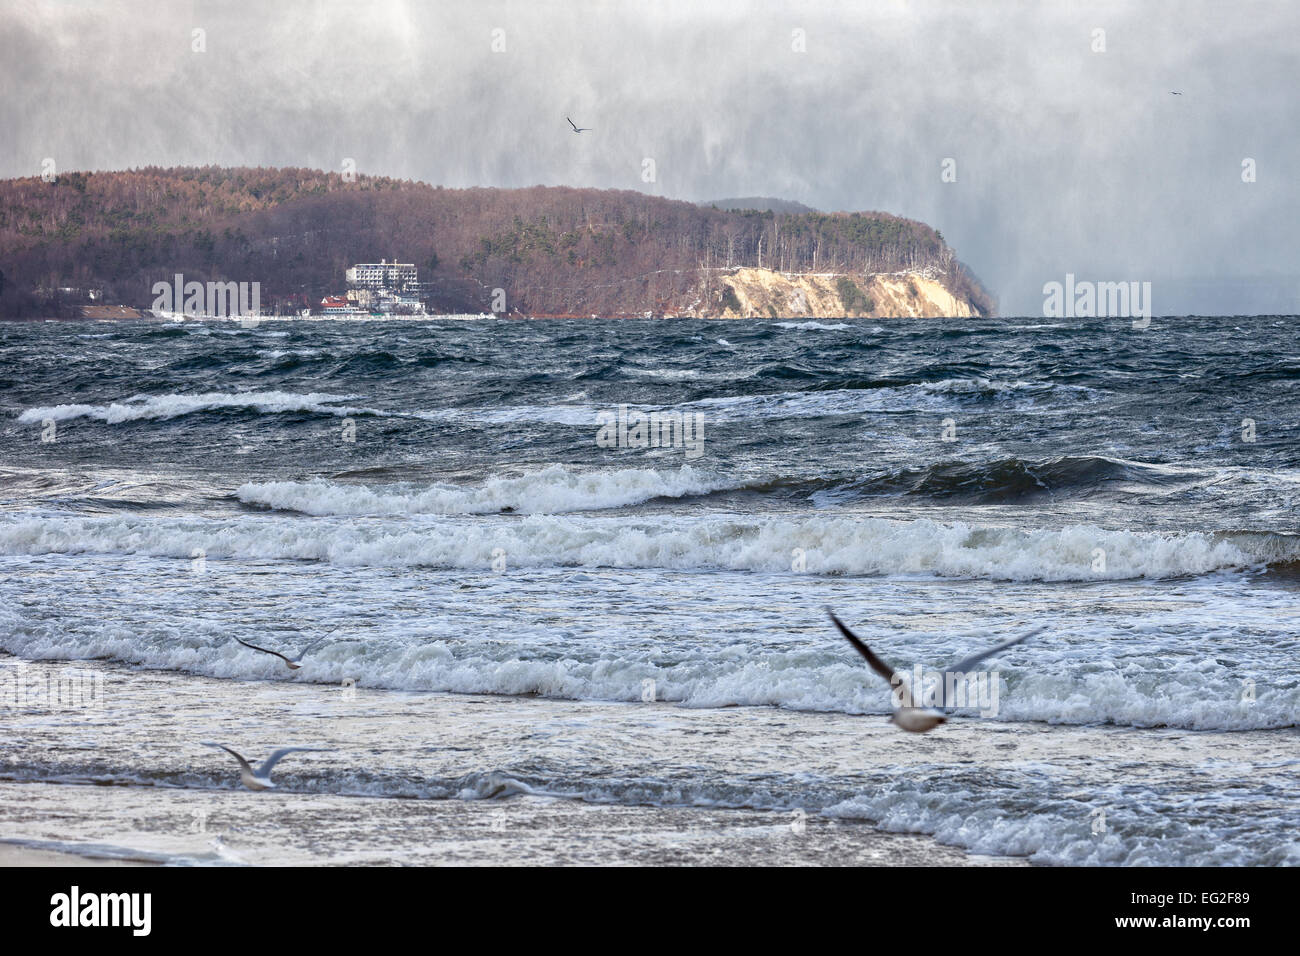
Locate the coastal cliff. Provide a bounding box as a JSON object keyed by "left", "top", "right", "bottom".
{"left": 703, "top": 267, "right": 981, "bottom": 319}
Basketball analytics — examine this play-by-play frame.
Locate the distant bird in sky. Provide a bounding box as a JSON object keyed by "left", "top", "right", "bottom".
{"left": 567, "top": 116, "right": 592, "bottom": 133}
{"left": 235, "top": 634, "right": 327, "bottom": 670}
{"left": 203, "top": 742, "right": 329, "bottom": 791}
{"left": 1170, "top": 91, "right": 1182, "bottom": 95}
{"left": 827, "top": 610, "right": 1043, "bottom": 733}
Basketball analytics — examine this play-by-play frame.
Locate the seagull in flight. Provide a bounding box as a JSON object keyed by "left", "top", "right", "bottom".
{"left": 234, "top": 633, "right": 329, "bottom": 670}
{"left": 567, "top": 116, "right": 592, "bottom": 133}
{"left": 203, "top": 742, "right": 329, "bottom": 791}
{"left": 828, "top": 610, "right": 1043, "bottom": 733}
{"left": 1170, "top": 91, "right": 1182, "bottom": 95}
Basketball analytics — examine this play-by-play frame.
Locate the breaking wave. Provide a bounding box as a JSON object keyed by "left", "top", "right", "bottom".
{"left": 16, "top": 391, "right": 374, "bottom": 424}
{"left": 0, "top": 510, "right": 1278, "bottom": 581}
{"left": 237, "top": 465, "right": 728, "bottom": 516}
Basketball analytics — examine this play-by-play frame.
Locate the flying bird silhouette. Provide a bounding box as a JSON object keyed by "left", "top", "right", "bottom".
{"left": 828, "top": 610, "right": 1043, "bottom": 733}
{"left": 1170, "top": 91, "right": 1182, "bottom": 95}
{"left": 567, "top": 116, "right": 592, "bottom": 133}
{"left": 203, "top": 742, "right": 329, "bottom": 791}
{"left": 234, "top": 633, "right": 329, "bottom": 670}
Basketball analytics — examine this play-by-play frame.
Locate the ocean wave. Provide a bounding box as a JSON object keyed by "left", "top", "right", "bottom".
{"left": 0, "top": 510, "right": 1274, "bottom": 581}
{"left": 454, "top": 379, "right": 1094, "bottom": 426}
{"left": 2, "top": 753, "right": 1291, "bottom": 865}
{"left": 237, "top": 465, "right": 729, "bottom": 516}
{"left": 12, "top": 377, "right": 1095, "bottom": 431}
{"left": 16, "top": 391, "right": 376, "bottom": 424}
{"left": 236, "top": 456, "right": 1209, "bottom": 516}
{"left": 4, "top": 598, "right": 1295, "bottom": 734}
{"left": 775, "top": 321, "right": 852, "bottom": 331}
{"left": 843, "top": 455, "right": 1208, "bottom": 503}
{"left": 2, "top": 744, "right": 1289, "bottom": 866}
{"left": 822, "top": 774, "right": 1300, "bottom": 866}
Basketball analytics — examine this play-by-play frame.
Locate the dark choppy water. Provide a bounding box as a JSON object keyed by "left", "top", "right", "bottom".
{"left": 1, "top": 315, "right": 1297, "bottom": 865}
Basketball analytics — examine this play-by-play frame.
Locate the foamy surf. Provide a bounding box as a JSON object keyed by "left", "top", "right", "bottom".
{"left": 236, "top": 464, "right": 728, "bottom": 516}
{"left": 17, "top": 390, "right": 375, "bottom": 424}
{"left": 2, "top": 591, "right": 1295, "bottom": 732}
{"left": 775, "top": 321, "right": 852, "bottom": 330}
{"left": 0, "top": 510, "right": 1270, "bottom": 580}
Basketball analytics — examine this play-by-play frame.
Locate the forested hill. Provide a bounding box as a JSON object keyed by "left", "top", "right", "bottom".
{"left": 0, "top": 166, "right": 994, "bottom": 317}
{"left": 702, "top": 197, "right": 820, "bottom": 214}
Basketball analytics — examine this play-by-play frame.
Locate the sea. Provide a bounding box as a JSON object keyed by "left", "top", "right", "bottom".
{"left": 0, "top": 314, "right": 1297, "bottom": 865}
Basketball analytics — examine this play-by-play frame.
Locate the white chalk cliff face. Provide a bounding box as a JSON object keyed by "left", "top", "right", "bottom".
{"left": 692, "top": 267, "right": 983, "bottom": 318}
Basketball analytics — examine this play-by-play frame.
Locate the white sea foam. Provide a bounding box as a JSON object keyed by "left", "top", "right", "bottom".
{"left": 0, "top": 510, "right": 1259, "bottom": 580}
{"left": 16, "top": 391, "right": 375, "bottom": 424}
{"left": 625, "top": 367, "right": 700, "bottom": 380}
{"left": 236, "top": 465, "right": 728, "bottom": 516}
{"left": 775, "top": 321, "right": 852, "bottom": 330}
{"left": 1, "top": 581, "right": 1294, "bottom": 732}
{"left": 820, "top": 783, "right": 1300, "bottom": 866}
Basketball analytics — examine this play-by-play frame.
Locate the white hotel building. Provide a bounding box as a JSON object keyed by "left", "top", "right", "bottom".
{"left": 324, "top": 259, "right": 427, "bottom": 315}
{"left": 344, "top": 260, "right": 420, "bottom": 292}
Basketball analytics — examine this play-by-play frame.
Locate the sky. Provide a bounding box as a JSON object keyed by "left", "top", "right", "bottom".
{"left": 2, "top": 0, "right": 1297, "bottom": 314}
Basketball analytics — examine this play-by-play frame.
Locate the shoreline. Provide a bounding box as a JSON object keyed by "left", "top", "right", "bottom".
{"left": 3, "top": 657, "right": 1295, "bottom": 865}
{"left": 0, "top": 841, "right": 159, "bottom": 867}
{"left": 0, "top": 783, "right": 1025, "bottom": 867}
{"left": 0, "top": 657, "right": 1040, "bottom": 867}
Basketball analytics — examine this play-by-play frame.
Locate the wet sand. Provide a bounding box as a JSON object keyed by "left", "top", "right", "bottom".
{"left": 0, "top": 783, "right": 1020, "bottom": 867}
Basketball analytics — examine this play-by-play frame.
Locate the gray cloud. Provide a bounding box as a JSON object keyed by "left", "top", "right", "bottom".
{"left": 3, "top": 0, "right": 1297, "bottom": 313}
